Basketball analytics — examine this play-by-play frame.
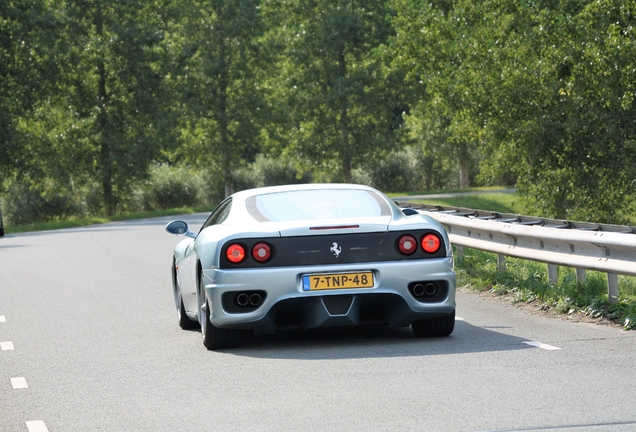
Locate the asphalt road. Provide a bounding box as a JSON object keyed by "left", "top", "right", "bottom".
{"left": 1, "top": 215, "right": 636, "bottom": 432}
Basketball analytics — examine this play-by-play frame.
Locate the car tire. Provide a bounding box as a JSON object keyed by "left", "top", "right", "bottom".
{"left": 199, "top": 274, "right": 242, "bottom": 350}
{"left": 411, "top": 311, "right": 455, "bottom": 338}
{"left": 177, "top": 297, "right": 198, "bottom": 330}
{"left": 173, "top": 258, "right": 197, "bottom": 330}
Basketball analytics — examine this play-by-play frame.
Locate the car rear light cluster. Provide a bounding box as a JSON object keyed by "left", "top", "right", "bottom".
{"left": 397, "top": 233, "right": 442, "bottom": 255}
{"left": 225, "top": 242, "right": 273, "bottom": 264}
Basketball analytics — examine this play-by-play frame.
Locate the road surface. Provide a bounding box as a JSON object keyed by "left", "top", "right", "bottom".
{"left": 1, "top": 215, "right": 635, "bottom": 431}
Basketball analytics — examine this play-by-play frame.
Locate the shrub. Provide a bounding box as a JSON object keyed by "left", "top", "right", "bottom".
{"left": 132, "top": 164, "right": 207, "bottom": 211}
{"left": 233, "top": 154, "right": 312, "bottom": 191}
{"left": 365, "top": 146, "right": 456, "bottom": 193}
{"left": 1, "top": 180, "right": 86, "bottom": 225}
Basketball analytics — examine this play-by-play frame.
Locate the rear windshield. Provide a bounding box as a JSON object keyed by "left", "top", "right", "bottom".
{"left": 246, "top": 189, "right": 391, "bottom": 222}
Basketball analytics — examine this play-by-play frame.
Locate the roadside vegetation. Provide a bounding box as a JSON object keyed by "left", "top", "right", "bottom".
{"left": 456, "top": 248, "right": 636, "bottom": 330}
{"left": 413, "top": 193, "right": 519, "bottom": 215}
{"left": 3, "top": 0, "right": 636, "bottom": 228}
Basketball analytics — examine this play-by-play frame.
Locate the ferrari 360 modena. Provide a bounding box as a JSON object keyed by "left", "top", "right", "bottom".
{"left": 166, "top": 183, "right": 456, "bottom": 349}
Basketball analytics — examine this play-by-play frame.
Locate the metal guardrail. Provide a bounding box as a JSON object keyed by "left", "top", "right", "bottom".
{"left": 396, "top": 202, "right": 636, "bottom": 302}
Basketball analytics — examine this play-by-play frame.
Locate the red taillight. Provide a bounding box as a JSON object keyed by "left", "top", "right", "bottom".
{"left": 421, "top": 234, "right": 441, "bottom": 253}
{"left": 226, "top": 244, "right": 246, "bottom": 263}
{"left": 252, "top": 242, "right": 271, "bottom": 262}
{"left": 398, "top": 235, "right": 418, "bottom": 255}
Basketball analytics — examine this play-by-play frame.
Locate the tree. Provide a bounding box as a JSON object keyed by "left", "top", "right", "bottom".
{"left": 281, "top": 0, "right": 406, "bottom": 183}
{"left": 175, "top": 0, "right": 268, "bottom": 197}
{"left": 0, "top": 0, "right": 56, "bottom": 188}
{"left": 47, "top": 0, "right": 171, "bottom": 215}
{"left": 480, "top": 0, "right": 636, "bottom": 222}
{"left": 391, "top": 0, "right": 488, "bottom": 189}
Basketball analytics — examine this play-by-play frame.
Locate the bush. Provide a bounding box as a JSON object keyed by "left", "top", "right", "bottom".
{"left": 1, "top": 180, "right": 87, "bottom": 225}
{"left": 131, "top": 164, "right": 208, "bottom": 211}
{"left": 233, "top": 154, "right": 312, "bottom": 191}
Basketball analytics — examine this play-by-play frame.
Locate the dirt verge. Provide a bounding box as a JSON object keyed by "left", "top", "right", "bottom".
{"left": 459, "top": 286, "right": 623, "bottom": 329}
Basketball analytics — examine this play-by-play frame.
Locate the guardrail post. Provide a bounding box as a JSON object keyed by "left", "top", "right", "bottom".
{"left": 576, "top": 268, "right": 586, "bottom": 283}
{"left": 548, "top": 264, "right": 558, "bottom": 284}
{"left": 608, "top": 273, "right": 619, "bottom": 303}
{"left": 497, "top": 254, "right": 506, "bottom": 273}
{"left": 455, "top": 245, "right": 464, "bottom": 260}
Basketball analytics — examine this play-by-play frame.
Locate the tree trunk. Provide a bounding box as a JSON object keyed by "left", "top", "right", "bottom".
{"left": 458, "top": 142, "right": 470, "bottom": 189}
{"left": 95, "top": 2, "right": 115, "bottom": 215}
{"left": 338, "top": 48, "right": 352, "bottom": 183}
{"left": 215, "top": 1, "right": 233, "bottom": 197}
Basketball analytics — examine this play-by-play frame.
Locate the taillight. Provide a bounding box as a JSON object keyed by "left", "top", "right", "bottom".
{"left": 226, "top": 244, "right": 246, "bottom": 263}
{"left": 421, "top": 234, "right": 441, "bottom": 253}
{"left": 252, "top": 242, "right": 271, "bottom": 262}
{"left": 398, "top": 235, "right": 418, "bottom": 255}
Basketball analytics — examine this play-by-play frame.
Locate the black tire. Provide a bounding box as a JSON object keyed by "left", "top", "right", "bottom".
{"left": 177, "top": 296, "right": 198, "bottom": 330}
{"left": 412, "top": 311, "right": 455, "bottom": 338}
{"left": 173, "top": 258, "right": 197, "bottom": 330}
{"left": 199, "top": 274, "right": 242, "bottom": 350}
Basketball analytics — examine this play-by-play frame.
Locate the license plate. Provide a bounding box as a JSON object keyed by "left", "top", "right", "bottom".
{"left": 302, "top": 272, "right": 374, "bottom": 291}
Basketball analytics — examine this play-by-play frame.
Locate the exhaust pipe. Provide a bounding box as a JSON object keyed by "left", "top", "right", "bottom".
{"left": 412, "top": 283, "right": 438, "bottom": 298}
{"left": 412, "top": 284, "right": 426, "bottom": 297}
{"left": 425, "top": 283, "right": 437, "bottom": 296}
{"left": 250, "top": 293, "right": 262, "bottom": 306}
{"left": 236, "top": 293, "right": 250, "bottom": 307}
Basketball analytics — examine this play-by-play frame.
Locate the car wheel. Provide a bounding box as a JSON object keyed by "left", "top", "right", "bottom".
{"left": 173, "top": 258, "right": 197, "bottom": 330}
{"left": 199, "top": 274, "right": 242, "bottom": 350}
{"left": 412, "top": 312, "right": 455, "bottom": 338}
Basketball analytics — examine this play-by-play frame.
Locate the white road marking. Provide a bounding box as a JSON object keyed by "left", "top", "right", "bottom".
{"left": 1, "top": 341, "right": 15, "bottom": 350}
{"left": 11, "top": 377, "right": 29, "bottom": 389}
{"left": 26, "top": 421, "right": 49, "bottom": 432}
{"left": 0, "top": 315, "right": 5, "bottom": 322}
{"left": 456, "top": 317, "right": 465, "bottom": 321}
{"left": 523, "top": 341, "right": 562, "bottom": 351}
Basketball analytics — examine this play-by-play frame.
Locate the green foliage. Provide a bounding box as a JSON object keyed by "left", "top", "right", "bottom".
{"left": 280, "top": 0, "right": 407, "bottom": 182}
{"left": 2, "top": 0, "right": 636, "bottom": 227}
{"left": 1, "top": 0, "right": 178, "bottom": 215}
{"left": 364, "top": 146, "right": 456, "bottom": 193}
{"left": 1, "top": 180, "right": 87, "bottom": 225}
{"left": 416, "top": 192, "right": 519, "bottom": 215}
{"left": 476, "top": 0, "right": 636, "bottom": 223}
{"left": 130, "top": 164, "right": 208, "bottom": 212}
{"left": 456, "top": 248, "right": 636, "bottom": 330}
{"left": 173, "top": 0, "right": 270, "bottom": 196}
{"left": 233, "top": 154, "right": 313, "bottom": 191}
{"left": 0, "top": 0, "right": 58, "bottom": 187}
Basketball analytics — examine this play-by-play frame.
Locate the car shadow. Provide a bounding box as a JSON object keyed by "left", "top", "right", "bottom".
{"left": 225, "top": 319, "right": 534, "bottom": 360}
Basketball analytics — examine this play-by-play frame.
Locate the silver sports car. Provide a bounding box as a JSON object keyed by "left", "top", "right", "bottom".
{"left": 166, "top": 183, "right": 456, "bottom": 349}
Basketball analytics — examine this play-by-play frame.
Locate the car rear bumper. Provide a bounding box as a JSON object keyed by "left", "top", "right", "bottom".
{"left": 203, "top": 258, "right": 456, "bottom": 334}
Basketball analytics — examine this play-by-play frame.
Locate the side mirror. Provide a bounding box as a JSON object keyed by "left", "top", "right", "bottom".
{"left": 165, "top": 220, "right": 196, "bottom": 239}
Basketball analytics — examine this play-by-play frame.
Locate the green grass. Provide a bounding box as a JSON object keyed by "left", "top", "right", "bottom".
{"left": 3, "top": 205, "right": 217, "bottom": 234}
{"left": 457, "top": 247, "right": 636, "bottom": 330}
{"left": 387, "top": 185, "right": 515, "bottom": 198}
{"left": 414, "top": 193, "right": 520, "bottom": 214}
{"left": 387, "top": 186, "right": 521, "bottom": 214}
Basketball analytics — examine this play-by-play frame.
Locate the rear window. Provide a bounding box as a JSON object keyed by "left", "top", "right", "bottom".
{"left": 246, "top": 189, "right": 391, "bottom": 222}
